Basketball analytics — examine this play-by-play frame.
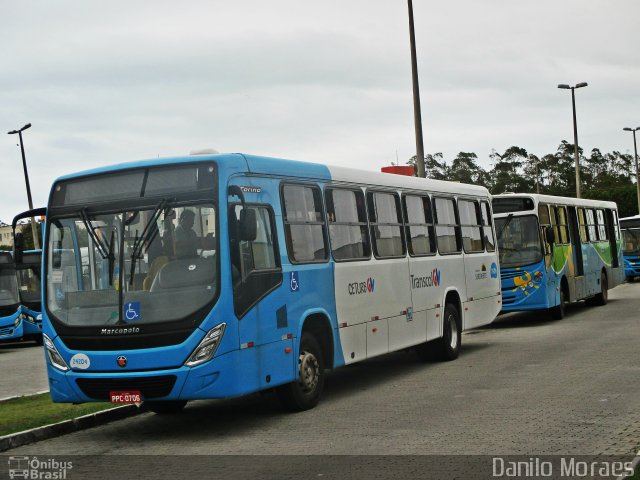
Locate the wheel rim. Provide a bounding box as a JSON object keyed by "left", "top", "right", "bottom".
{"left": 448, "top": 313, "right": 458, "bottom": 350}
{"left": 298, "top": 349, "right": 320, "bottom": 394}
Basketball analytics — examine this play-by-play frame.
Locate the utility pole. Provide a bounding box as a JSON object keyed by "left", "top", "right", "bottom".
{"left": 8, "top": 123, "right": 39, "bottom": 249}
{"left": 408, "top": 0, "right": 425, "bottom": 177}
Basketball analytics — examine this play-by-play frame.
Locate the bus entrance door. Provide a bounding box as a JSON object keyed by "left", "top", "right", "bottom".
{"left": 568, "top": 207, "right": 585, "bottom": 299}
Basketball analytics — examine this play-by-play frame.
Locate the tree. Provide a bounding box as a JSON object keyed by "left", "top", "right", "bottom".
{"left": 18, "top": 220, "right": 43, "bottom": 250}
{"left": 488, "top": 146, "right": 530, "bottom": 193}
{"left": 449, "top": 152, "right": 487, "bottom": 185}
{"left": 407, "top": 153, "right": 450, "bottom": 179}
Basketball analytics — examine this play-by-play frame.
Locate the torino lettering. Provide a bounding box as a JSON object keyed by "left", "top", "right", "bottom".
{"left": 411, "top": 269, "right": 441, "bottom": 289}
{"left": 348, "top": 278, "right": 375, "bottom": 295}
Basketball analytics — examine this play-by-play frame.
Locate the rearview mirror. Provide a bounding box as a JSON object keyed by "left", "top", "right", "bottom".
{"left": 14, "top": 232, "right": 24, "bottom": 264}
{"left": 239, "top": 209, "right": 257, "bottom": 242}
{"left": 545, "top": 227, "right": 555, "bottom": 245}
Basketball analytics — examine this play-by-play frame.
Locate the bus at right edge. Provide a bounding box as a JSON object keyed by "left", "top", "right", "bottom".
{"left": 492, "top": 193, "right": 624, "bottom": 319}
{"left": 620, "top": 214, "right": 640, "bottom": 281}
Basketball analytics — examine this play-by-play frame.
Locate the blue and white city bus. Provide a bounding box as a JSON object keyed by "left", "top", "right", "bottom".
{"left": 492, "top": 193, "right": 624, "bottom": 319}
{"left": 13, "top": 209, "right": 47, "bottom": 342}
{"left": 0, "top": 251, "right": 22, "bottom": 342}
{"left": 16, "top": 250, "right": 43, "bottom": 341}
{"left": 619, "top": 215, "right": 640, "bottom": 281}
{"left": 31, "top": 153, "right": 501, "bottom": 413}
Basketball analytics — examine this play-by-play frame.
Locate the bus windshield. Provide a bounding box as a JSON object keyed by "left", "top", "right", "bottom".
{"left": 46, "top": 203, "right": 218, "bottom": 327}
{"left": 0, "top": 265, "right": 19, "bottom": 308}
{"left": 17, "top": 265, "right": 41, "bottom": 305}
{"left": 495, "top": 215, "right": 544, "bottom": 268}
{"left": 622, "top": 228, "right": 640, "bottom": 254}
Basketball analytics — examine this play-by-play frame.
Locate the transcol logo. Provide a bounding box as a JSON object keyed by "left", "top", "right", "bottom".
{"left": 411, "top": 268, "right": 441, "bottom": 289}
{"left": 348, "top": 277, "right": 375, "bottom": 295}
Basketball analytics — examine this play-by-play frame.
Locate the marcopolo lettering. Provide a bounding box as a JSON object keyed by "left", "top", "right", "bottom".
{"left": 100, "top": 327, "right": 141, "bottom": 335}
{"left": 348, "top": 277, "right": 375, "bottom": 295}
{"left": 411, "top": 269, "right": 441, "bottom": 289}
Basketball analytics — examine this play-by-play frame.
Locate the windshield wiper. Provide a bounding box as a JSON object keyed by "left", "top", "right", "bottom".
{"left": 497, "top": 214, "right": 514, "bottom": 241}
{"left": 128, "top": 199, "right": 168, "bottom": 286}
{"left": 80, "top": 209, "right": 117, "bottom": 286}
{"left": 80, "top": 209, "right": 109, "bottom": 259}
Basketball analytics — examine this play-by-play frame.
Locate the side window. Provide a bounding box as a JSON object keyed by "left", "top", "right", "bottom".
{"left": 578, "top": 208, "right": 588, "bottom": 243}
{"left": 539, "top": 204, "right": 550, "bottom": 226}
{"left": 231, "top": 205, "right": 278, "bottom": 273}
{"left": 434, "top": 197, "right": 460, "bottom": 254}
{"left": 325, "top": 188, "right": 370, "bottom": 261}
{"left": 281, "top": 184, "right": 327, "bottom": 263}
{"left": 557, "top": 206, "right": 569, "bottom": 244}
{"left": 229, "top": 204, "right": 281, "bottom": 317}
{"left": 586, "top": 209, "right": 597, "bottom": 242}
{"left": 367, "top": 191, "right": 405, "bottom": 258}
{"left": 403, "top": 195, "right": 435, "bottom": 256}
{"left": 596, "top": 209, "right": 608, "bottom": 241}
{"left": 613, "top": 210, "right": 620, "bottom": 241}
{"left": 458, "top": 199, "right": 483, "bottom": 253}
{"left": 480, "top": 201, "right": 495, "bottom": 252}
{"left": 538, "top": 204, "right": 552, "bottom": 264}
{"left": 549, "top": 206, "right": 559, "bottom": 245}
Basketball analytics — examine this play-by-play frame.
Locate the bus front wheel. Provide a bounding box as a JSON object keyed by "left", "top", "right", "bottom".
{"left": 277, "top": 333, "right": 325, "bottom": 411}
{"left": 144, "top": 400, "right": 187, "bottom": 415}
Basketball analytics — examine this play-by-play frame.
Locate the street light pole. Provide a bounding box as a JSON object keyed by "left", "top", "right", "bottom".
{"left": 407, "top": 0, "right": 425, "bottom": 178}
{"left": 623, "top": 127, "right": 640, "bottom": 214}
{"left": 7, "top": 123, "right": 39, "bottom": 250}
{"left": 558, "top": 82, "right": 588, "bottom": 198}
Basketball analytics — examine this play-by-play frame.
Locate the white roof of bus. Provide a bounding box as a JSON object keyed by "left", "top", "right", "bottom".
{"left": 328, "top": 165, "right": 490, "bottom": 198}
{"left": 492, "top": 192, "right": 617, "bottom": 209}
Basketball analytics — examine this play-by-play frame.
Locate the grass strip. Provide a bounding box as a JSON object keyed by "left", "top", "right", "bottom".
{"left": 0, "top": 393, "right": 114, "bottom": 437}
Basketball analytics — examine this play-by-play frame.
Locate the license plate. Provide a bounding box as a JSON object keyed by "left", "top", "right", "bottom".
{"left": 109, "top": 391, "right": 142, "bottom": 403}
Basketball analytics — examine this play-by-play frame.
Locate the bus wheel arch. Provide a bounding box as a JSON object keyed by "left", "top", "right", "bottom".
{"left": 299, "top": 312, "right": 334, "bottom": 369}
{"left": 550, "top": 276, "right": 568, "bottom": 320}
{"left": 596, "top": 269, "right": 608, "bottom": 305}
{"left": 440, "top": 290, "right": 462, "bottom": 361}
{"left": 276, "top": 313, "right": 333, "bottom": 411}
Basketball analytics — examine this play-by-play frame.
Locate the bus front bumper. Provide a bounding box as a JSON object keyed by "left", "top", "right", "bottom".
{"left": 0, "top": 314, "right": 23, "bottom": 341}
{"left": 47, "top": 345, "right": 290, "bottom": 404}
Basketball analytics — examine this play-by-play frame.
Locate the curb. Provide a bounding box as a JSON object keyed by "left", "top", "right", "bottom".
{"left": 0, "top": 390, "right": 50, "bottom": 403}
{"left": 0, "top": 404, "right": 141, "bottom": 452}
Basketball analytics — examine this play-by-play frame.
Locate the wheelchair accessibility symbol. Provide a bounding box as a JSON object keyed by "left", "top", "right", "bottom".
{"left": 124, "top": 302, "right": 141, "bottom": 322}
{"left": 290, "top": 271, "right": 300, "bottom": 292}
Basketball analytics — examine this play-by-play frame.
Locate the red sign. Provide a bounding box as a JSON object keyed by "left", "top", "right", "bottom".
{"left": 109, "top": 391, "right": 142, "bottom": 404}
{"left": 380, "top": 165, "right": 415, "bottom": 176}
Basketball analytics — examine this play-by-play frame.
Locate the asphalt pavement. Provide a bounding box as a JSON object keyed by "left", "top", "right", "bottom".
{"left": 0, "top": 340, "right": 47, "bottom": 400}
{"left": 4, "top": 281, "right": 639, "bottom": 460}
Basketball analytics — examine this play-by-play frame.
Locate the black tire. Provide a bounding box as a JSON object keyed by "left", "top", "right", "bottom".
{"left": 144, "top": 400, "right": 187, "bottom": 414}
{"left": 550, "top": 287, "right": 565, "bottom": 320}
{"left": 277, "top": 333, "right": 325, "bottom": 411}
{"left": 594, "top": 272, "right": 608, "bottom": 306}
{"left": 436, "top": 303, "right": 461, "bottom": 361}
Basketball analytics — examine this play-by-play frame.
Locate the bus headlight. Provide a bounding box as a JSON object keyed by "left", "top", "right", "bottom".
{"left": 15, "top": 316, "right": 21, "bottom": 327}
{"left": 185, "top": 323, "right": 226, "bottom": 367}
{"left": 22, "top": 314, "right": 35, "bottom": 324}
{"left": 43, "top": 334, "right": 69, "bottom": 372}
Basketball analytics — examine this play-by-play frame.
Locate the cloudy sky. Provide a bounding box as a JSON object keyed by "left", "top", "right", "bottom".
{"left": 1, "top": 0, "right": 638, "bottom": 223}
